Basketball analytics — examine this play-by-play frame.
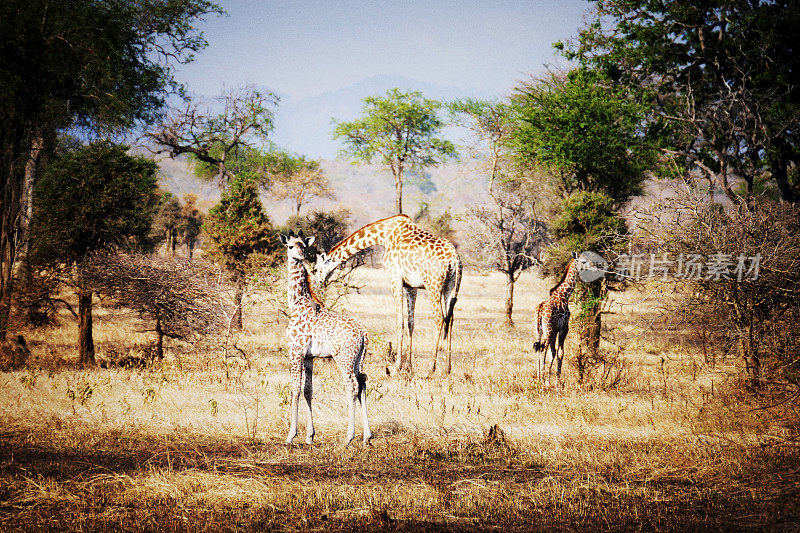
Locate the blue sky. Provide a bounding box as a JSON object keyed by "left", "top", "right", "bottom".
{"left": 175, "top": 0, "right": 592, "bottom": 100}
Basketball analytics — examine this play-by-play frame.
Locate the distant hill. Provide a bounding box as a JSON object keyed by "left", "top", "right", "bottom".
{"left": 270, "top": 74, "right": 492, "bottom": 159}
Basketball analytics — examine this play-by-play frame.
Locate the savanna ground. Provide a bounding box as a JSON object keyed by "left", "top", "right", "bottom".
{"left": 1, "top": 268, "right": 798, "bottom": 531}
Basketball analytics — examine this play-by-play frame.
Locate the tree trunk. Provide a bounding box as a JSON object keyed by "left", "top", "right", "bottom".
{"left": 14, "top": 132, "right": 44, "bottom": 285}
{"left": 155, "top": 313, "right": 164, "bottom": 359}
{"left": 232, "top": 276, "right": 244, "bottom": 330}
{"left": 504, "top": 270, "right": 515, "bottom": 325}
{"left": 78, "top": 286, "right": 95, "bottom": 366}
{"left": 394, "top": 167, "right": 404, "bottom": 214}
{"left": 771, "top": 155, "right": 797, "bottom": 204}
{"left": 576, "top": 280, "right": 603, "bottom": 382}
{"left": 0, "top": 152, "right": 22, "bottom": 342}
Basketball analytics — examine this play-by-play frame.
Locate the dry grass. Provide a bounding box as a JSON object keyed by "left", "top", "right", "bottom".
{"left": 1, "top": 268, "right": 798, "bottom": 531}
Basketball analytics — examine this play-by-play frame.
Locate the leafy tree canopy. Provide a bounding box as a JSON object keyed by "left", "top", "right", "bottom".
{"left": 32, "top": 142, "right": 158, "bottom": 264}
{"left": 333, "top": 89, "right": 456, "bottom": 213}
{"left": 510, "top": 68, "right": 655, "bottom": 202}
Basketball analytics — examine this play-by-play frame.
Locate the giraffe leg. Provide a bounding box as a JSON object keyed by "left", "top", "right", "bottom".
{"left": 539, "top": 321, "right": 551, "bottom": 386}
{"left": 302, "top": 357, "right": 315, "bottom": 445}
{"left": 405, "top": 287, "right": 417, "bottom": 374}
{"left": 428, "top": 290, "right": 445, "bottom": 375}
{"left": 285, "top": 347, "right": 303, "bottom": 445}
{"left": 547, "top": 333, "right": 559, "bottom": 389}
{"left": 355, "top": 334, "right": 373, "bottom": 444}
{"left": 556, "top": 323, "right": 569, "bottom": 389}
{"left": 341, "top": 366, "right": 359, "bottom": 446}
{"left": 389, "top": 279, "right": 406, "bottom": 375}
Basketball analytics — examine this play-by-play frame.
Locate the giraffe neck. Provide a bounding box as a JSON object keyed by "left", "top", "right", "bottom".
{"left": 552, "top": 259, "right": 580, "bottom": 307}
{"left": 325, "top": 214, "right": 409, "bottom": 268}
{"left": 287, "top": 256, "right": 319, "bottom": 316}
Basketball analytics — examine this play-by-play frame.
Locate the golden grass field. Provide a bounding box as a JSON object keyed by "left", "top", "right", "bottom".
{"left": 1, "top": 267, "right": 798, "bottom": 531}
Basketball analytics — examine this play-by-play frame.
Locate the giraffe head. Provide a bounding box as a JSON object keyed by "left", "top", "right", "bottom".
{"left": 280, "top": 231, "right": 316, "bottom": 264}
{"left": 315, "top": 251, "right": 335, "bottom": 285}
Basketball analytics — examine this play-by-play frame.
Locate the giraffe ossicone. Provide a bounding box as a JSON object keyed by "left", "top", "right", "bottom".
{"left": 281, "top": 231, "right": 372, "bottom": 446}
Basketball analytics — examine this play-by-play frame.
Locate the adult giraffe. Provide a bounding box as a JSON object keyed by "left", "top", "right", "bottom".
{"left": 315, "top": 214, "right": 462, "bottom": 375}
{"left": 532, "top": 252, "right": 581, "bottom": 388}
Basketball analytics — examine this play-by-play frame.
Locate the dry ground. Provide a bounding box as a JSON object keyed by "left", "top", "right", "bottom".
{"left": 1, "top": 268, "right": 798, "bottom": 531}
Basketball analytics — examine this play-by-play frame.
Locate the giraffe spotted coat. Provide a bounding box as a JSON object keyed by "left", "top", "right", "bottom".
{"left": 315, "top": 214, "right": 462, "bottom": 375}
{"left": 533, "top": 254, "right": 581, "bottom": 387}
{"left": 281, "top": 232, "right": 372, "bottom": 446}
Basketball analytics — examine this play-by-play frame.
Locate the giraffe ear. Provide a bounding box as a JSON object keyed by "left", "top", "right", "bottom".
{"left": 280, "top": 233, "right": 289, "bottom": 246}
{"left": 298, "top": 229, "right": 305, "bottom": 238}
{"left": 306, "top": 236, "right": 315, "bottom": 247}
{"left": 572, "top": 251, "right": 579, "bottom": 259}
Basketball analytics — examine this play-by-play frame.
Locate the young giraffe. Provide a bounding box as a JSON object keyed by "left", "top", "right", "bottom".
{"left": 315, "top": 214, "right": 462, "bottom": 375}
{"left": 281, "top": 231, "right": 372, "bottom": 446}
{"left": 533, "top": 252, "right": 581, "bottom": 388}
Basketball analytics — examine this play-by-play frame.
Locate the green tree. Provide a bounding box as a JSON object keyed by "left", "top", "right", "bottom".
{"left": 0, "top": 0, "right": 221, "bottom": 340}
{"left": 181, "top": 194, "right": 203, "bottom": 260}
{"left": 31, "top": 142, "right": 158, "bottom": 365}
{"left": 269, "top": 155, "right": 334, "bottom": 215}
{"left": 563, "top": 0, "right": 800, "bottom": 204}
{"left": 203, "top": 174, "right": 280, "bottom": 329}
{"left": 334, "top": 89, "right": 456, "bottom": 214}
{"left": 150, "top": 192, "right": 184, "bottom": 256}
{"left": 511, "top": 69, "right": 654, "bottom": 202}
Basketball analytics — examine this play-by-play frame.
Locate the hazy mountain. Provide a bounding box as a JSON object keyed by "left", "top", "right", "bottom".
{"left": 270, "top": 74, "right": 492, "bottom": 159}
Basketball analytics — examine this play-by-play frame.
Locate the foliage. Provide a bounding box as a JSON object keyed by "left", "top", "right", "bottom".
{"left": 181, "top": 194, "right": 203, "bottom": 259}
{"left": 510, "top": 68, "right": 654, "bottom": 202}
{"left": 0, "top": 0, "right": 222, "bottom": 338}
{"left": 149, "top": 191, "right": 183, "bottom": 254}
{"left": 636, "top": 195, "right": 800, "bottom": 392}
{"left": 333, "top": 89, "right": 456, "bottom": 214}
{"left": 284, "top": 209, "right": 352, "bottom": 255}
{"left": 203, "top": 174, "right": 281, "bottom": 277}
{"left": 147, "top": 86, "right": 278, "bottom": 184}
{"left": 32, "top": 142, "right": 159, "bottom": 263}
{"left": 84, "top": 253, "right": 223, "bottom": 358}
{"left": 412, "top": 204, "right": 456, "bottom": 243}
{"left": 562, "top": 0, "right": 800, "bottom": 204}
{"left": 269, "top": 155, "right": 334, "bottom": 214}
{"left": 549, "top": 191, "right": 627, "bottom": 264}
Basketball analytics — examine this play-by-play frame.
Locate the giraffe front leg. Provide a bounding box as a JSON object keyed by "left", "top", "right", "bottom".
{"left": 303, "top": 357, "right": 315, "bottom": 445}
{"left": 285, "top": 347, "right": 303, "bottom": 445}
{"left": 389, "top": 279, "right": 406, "bottom": 375}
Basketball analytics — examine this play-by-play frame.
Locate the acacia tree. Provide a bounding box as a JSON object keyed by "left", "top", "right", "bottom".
{"left": 203, "top": 173, "right": 280, "bottom": 329}
{"left": 31, "top": 142, "right": 158, "bottom": 365}
{"left": 563, "top": 0, "right": 800, "bottom": 204}
{"left": 334, "top": 89, "right": 456, "bottom": 214}
{"left": 510, "top": 68, "right": 653, "bottom": 355}
{"left": 147, "top": 86, "right": 278, "bottom": 185}
{"left": 0, "top": 0, "right": 221, "bottom": 340}
{"left": 269, "top": 155, "right": 334, "bottom": 215}
{"left": 450, "top": 98, "right": 547, "bottom": 324}
{"left": 85, "top": 253, "right": 222, "bottom": 359}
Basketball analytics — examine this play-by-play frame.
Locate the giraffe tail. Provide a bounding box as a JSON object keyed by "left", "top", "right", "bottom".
{"left": 443, "top": 295, "right": 457, "bottom": 339}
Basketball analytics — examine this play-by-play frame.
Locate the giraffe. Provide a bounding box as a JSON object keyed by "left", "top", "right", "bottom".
{"left": 281, "top": 231, "right": 372, "bottom": 446}
{"left": 532, "top": 252, "right": 581, "bottom": 388}
{"left": 315, "top": 214, "right": 462, "bottom": 375}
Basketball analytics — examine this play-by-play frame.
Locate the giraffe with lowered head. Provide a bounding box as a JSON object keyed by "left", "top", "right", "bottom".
{"left": 532, "top": 252, "right": 582, "bottom": 388}
{"left": 315, "top": 214, "right": 462, "bottom": 375}
{"left": 281, "top": 231, "right": 372, "bottom": 446}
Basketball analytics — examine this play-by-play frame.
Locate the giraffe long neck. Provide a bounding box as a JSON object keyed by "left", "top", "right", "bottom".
{"left": 552, "top": 260, "right": 580, "bottom": 307}
{"left": 287, "top": 257, "right": 319, "bottom": 316}
{"left": 325, "top": 215, "right": 408, "bottom": 268}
